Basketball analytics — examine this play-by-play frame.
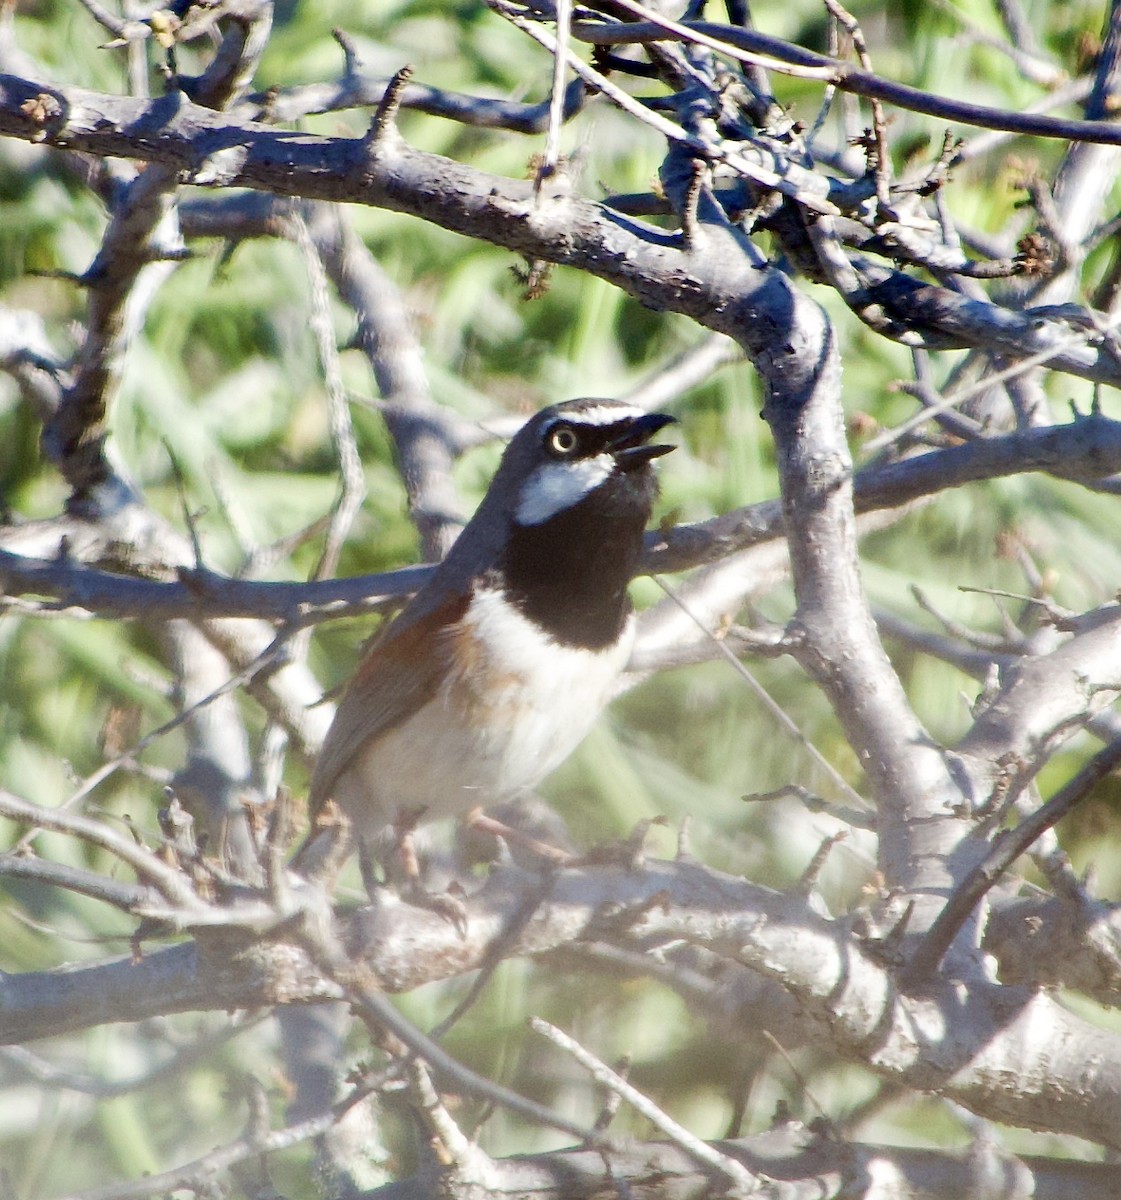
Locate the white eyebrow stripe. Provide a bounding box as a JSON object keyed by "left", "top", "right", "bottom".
{"left": 515, "top": 455, "right": 614, "bottom": 525}
{"left": 553, "top": 404, "right": 645, "bottom": 428}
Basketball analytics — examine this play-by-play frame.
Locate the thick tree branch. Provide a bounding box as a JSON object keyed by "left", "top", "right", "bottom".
{"left": 3, "top": 74, "right": 1121, "bottom": 390}
{"left": 689, "top": 177, "right": 972, "bottom": 920}
{"left": 364, "top": 1130, "right": 1121, "bottom": 1200}
{"left": 7, "top": 416, "right": 1121, "bottom": 628}
{"left": 0, "top": 546, "right": 429, "bottom": 622}
{"left": 6, "top": 857, "right": 1121, "bottom": 1146}
{"left": 986, "top": 891, "right": 1121, "bottom": 1004}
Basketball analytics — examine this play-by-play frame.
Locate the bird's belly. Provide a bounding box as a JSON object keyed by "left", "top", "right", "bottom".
{"left": 336, "top": 591, "right": 634, "bottom": 828}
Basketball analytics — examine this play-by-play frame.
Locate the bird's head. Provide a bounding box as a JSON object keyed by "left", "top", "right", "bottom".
{"left": 503, "top": 398, "right": 677, "bottom": 528}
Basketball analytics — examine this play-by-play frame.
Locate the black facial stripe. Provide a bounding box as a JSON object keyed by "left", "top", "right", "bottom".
{"left": 542, "top": 418, "right": 638, "bottom": 460}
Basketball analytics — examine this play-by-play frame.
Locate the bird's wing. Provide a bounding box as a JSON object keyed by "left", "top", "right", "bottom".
{"left": 308, "top": 592, "right": 469, "bottom": 809}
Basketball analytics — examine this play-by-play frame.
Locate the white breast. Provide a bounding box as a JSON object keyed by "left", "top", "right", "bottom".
{"left": 334, "top": 587, "right": 634, "bottom": 829}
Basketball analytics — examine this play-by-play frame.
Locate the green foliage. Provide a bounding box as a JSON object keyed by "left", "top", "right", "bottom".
{"left": 1, "top": 0, "right": 1118, "bottom": 1194}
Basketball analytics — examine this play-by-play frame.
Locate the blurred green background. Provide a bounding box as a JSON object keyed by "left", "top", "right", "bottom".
{"left": 2, "top": 0, "right": 1120, "bottom": 1193}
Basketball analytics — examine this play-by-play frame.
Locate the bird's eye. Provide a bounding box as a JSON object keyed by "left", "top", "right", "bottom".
{"left": 546, "top": 424, "right": 580, "bottom": 457}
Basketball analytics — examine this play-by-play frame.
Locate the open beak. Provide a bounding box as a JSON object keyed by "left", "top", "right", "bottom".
{"left": 610, "top": 412, "right": 677, "bottom": 470}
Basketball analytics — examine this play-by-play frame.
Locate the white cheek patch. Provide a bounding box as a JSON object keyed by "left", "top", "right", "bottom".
{"left": 516, "top": 455, "right": 614, "bottom": 525}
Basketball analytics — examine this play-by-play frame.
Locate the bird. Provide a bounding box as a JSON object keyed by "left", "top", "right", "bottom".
{"left": 304, "top": 397, "right": 676, "bottom": 886}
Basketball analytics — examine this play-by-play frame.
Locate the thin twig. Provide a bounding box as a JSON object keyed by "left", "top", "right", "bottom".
{"left": 404, "top": 1058, "right": 495, "bottom": 1178}
{"left": 0, "top": 853, "right": 149, "bottom": 913}
{"left": 863, "top": 309, "right": 1121, "bottom": 455}
{"left": 292, "top": 211, "right": 366, "bottom": 589}
{"left": 292, "top": 909, "right": 597, "bottom": 1144}
{"left": 76, "top": 0, "right": 130, "bottom": 37}
{"left": 491, "top": 1, "right": 840, "bottom": 216}
{"left": 822, "top": 0, "right": 891, "bottom": 211}
{"left": 581, "top": 0, "right": 837, "bottom": 82}
{"left": 904, "top": 734, "right": 1121, "bottom": 986}
{"left": 531, "top": 1017, "right": 761, "bottom": 1194}
{"left": 618, "top": 333, "right": 740, "bottom": 410}
{"left": 0, "top": 1014, "right": 266, "bottom": 1098}
{"left": 759, "top": 1029, "right": 830, "bottom": 1121}
{"left": 573, "top": 16, "right": 1121, "bottom": 146}
{"left": 14, "top": 625, "right": 298, "bottom": 847}
{"left": 0, "top": 789, "right": 204, "bottom": 911}
{"left": 538, "top": 0, "right": 572, "bottom": 193}
{"left": 652, "top": 576, "right": 869, "bottom": 812}
{"left": 54, "top": 1087, "right": 365, "bottom": 1200}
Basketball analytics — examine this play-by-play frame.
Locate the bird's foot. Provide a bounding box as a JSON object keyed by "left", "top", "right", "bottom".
{"left": 404, "top": 877, "right": 469, "bottom": 937}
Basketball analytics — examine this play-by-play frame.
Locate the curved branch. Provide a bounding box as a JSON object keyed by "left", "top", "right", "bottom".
{"left": 957, "top": 603, "right": 1121, "bottom": 776}
{"left": 305, "top": 205, "right": 464, "bottom": 561}
{"left": 576, "top": 15, "right": 1121, "bottom": 144}
{"left": 0, "top": 547, "right": 427, "bottom": 620}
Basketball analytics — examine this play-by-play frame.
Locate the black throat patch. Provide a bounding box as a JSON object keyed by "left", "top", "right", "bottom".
{"left": 495, "top": 469, "right": 655, "bottom": 650}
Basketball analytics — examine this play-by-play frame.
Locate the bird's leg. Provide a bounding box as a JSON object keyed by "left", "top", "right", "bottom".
{"left": 465, "top": 806, "right": 572, "bottom": 865}
{"left": 356, "top": 834, "right": 382, "bottom": 901}
{"left": 391, "top": 807, "right": 426, "bottom": 887}
{"left": 392, "top": 806, "right": 469, "bottom": 935}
